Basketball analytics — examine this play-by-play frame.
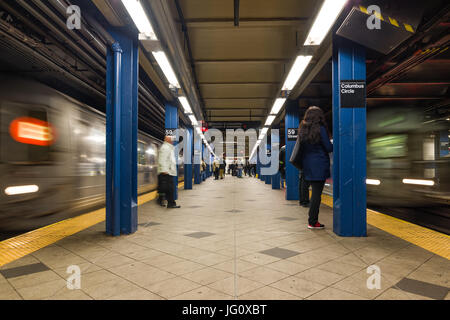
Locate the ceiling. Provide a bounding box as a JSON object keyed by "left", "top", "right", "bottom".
{"left": 167, "top": 0, "right": 320, "bottom": 128}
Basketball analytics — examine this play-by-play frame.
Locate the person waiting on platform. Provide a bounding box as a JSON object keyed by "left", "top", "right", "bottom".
{"left": 157, "top": 135, "right": 181, "bottom": 209}
{"left": 279, "top": 145, "right": 286, "bottom": 188}
{"left": 213, "top": 157, "right": 220, "bottom": 180}
{"left": 219, "top": 154, "right": 226, "bottom": 179}
{"left": 293, "top": 106, "right": 333, "bottom": 229}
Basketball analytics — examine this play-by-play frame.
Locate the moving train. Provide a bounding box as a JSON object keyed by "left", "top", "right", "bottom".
{"left": 0, "top": 75, "right": 183, "bottom": 231}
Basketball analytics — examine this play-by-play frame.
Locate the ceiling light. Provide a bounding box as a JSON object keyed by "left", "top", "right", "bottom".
{"left": 178, "top": 97, "right": 192, "bottom": 114}
{"left": 265, "top": 115, "right": 276, "bottom": 126}
{"left": 152, "top": 51, "right": 180, "bottom": 88}
{"left": 188, "top": 115, "right": 197, "bottom": 125}
{"left": 304, "top": 0, "right": 348, "bottom": 46}
{"left": 402, "top": 179, "right": 435, "bottom": 186}
{"left": 270, "top": 98, "right": 287, "bottom": 115}
{"left": 282, "top": 56, "right": 313, "bottom": 91}
{"left": 121, "top": 0, "right": 157, "bottom": 40}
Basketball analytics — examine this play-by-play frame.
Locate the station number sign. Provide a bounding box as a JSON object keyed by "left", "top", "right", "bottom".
{"left": 287, "top": 128, "right": 298, "bottom": 141}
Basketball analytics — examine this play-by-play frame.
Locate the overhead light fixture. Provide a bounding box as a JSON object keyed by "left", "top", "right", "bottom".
{"left": 152, "top": 51, "right": 180, "bottom": 88}
{"left": 178, "top": 97, "right": 192, "bottom": 114}
{"left": 270, "top": 98, "right": 287, "bottom": 115}
{"left": 265, "top": 115, "right": 276, "bottom": 126}
{"left": 5, "top": 185, "right": 39, "bottom": 196}
{"left": 304, "top": 0, "right": 348, "bottom": 46}
{"left": 366, "top": 179, "right": 381, "bottom": 185}
{"left": 121, "top": 0, "right": 157, "bottom": 40}
{"left": 282, "top": 56, "right": 313, "bottom": 91}
{"left": 402, "top": 179, "right": 435, "bottom": 186}
{"left": 188, "top": 115, "right": 197, "bottom": 125}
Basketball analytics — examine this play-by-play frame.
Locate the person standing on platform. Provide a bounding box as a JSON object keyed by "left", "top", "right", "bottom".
{"left": 279, "top": 145, "right": 286, "bottom": 188}
{"left": 157, "top": 135, "right": 181, "bottom": 209}
{"left": 213, "top": 157, "right": 220, "bottom": 180}
{"left": 299, "top": 171, "right": 310, "bottom": 207}
{"left": 219, "top": 154, "right": 226, "bottom": 179}
{"left": 297, "top": 106, "right": 333, "bottom": 229}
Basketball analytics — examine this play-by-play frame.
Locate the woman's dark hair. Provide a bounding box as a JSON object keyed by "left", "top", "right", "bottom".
{"left": 298, "top": 106, "right": 328, "bottom": 144}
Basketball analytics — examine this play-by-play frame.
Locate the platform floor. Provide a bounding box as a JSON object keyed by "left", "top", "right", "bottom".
{"left": 1, "top": 176, "right": 449, "bottom": 300}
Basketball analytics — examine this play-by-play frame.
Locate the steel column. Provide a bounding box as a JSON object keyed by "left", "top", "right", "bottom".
{"left": 194, "top": 133, "right": 202, "bottom": 184}
{"left": 106, "top": 29, "right": 138, "bottom": 236}
{"left": 272, "top": 128, "right": 281, "bottom": 189}
{"left": 332, "top": 36, "right": 367, "bottom": 237}
{"left": 184, "top": 127, "right": 193, "bottom": 189}
{"left": 285, "top": 100, "right": 300, "bottom": 200}
{"left": 265, "top": 139, "right": 272, "bottom": 185}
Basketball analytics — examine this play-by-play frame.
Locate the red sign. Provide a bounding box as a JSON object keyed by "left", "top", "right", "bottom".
{"left": 9, "top": 117, "right": 55, "bottom": 146}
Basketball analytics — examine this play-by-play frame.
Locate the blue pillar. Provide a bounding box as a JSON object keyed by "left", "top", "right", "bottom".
{"left": 165, "top": 103, "right": 179, "bottom": 200}
{"left": 194, "top": 133, "right": 201, "bottom": 184}
{"left": 184, "top": 127, "right": 193, "bottom": 189}
{"left": 256, "top": 152, "right": 261, "bottom": 178}
{"left": 332, "top": 36, "right": 367, "bottom": 237}
{"left": 272, "top": 129, "right": 281, "bottom": 190}
{"left": 106, "top": 29, "right": 138, "bottom": 236}
{"left": 265, "top": 140, "right": 271, "bottom": 185}
{"left": 285, "top": 100, "right": 299, "bottom": 200}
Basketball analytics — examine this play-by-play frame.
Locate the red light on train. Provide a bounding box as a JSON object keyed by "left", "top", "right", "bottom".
{"left": 9, "top": 117, "right": 55, "bottom": 146}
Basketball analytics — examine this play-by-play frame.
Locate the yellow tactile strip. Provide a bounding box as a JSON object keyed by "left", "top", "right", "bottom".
{"left": 321, "top": 194, "right": 450, "bottom": 260}
{"left": 0, "top": 182, "right": 183, "bottom": 267}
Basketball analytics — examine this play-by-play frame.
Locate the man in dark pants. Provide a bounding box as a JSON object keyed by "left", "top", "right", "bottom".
{"left": 299, "top": 170, "right": 310, "bottom": 207}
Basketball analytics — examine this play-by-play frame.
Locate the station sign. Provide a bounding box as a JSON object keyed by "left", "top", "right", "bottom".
{"left": 287, "top": 128, "right": 298, "bottom": 141}
{"left": 165, "top": 128, "right": 177, "bottom": 137}
{"left": 340, "top": 80, "right": 366, "bottom": 108}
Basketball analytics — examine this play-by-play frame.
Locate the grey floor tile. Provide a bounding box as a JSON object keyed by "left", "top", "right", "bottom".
{"left": 185, "top": 232, "right": 216, "bottom": 239}
{"left": 260, "top": 247, "right": 300, "bottom": 259}
{"left": 0, "top": 263, "right": 50, "bottom": 279}
{"left": 395, "top": 278, "right": 449, "bottom": 300}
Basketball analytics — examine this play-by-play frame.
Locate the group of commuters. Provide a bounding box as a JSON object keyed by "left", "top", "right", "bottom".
{"left": 155, "top": 106, "right": 332, "bottom": 230}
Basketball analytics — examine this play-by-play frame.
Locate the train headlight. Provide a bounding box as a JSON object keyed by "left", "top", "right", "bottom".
{"left": 402, "top": 179, "right": 435, "bottom": 186}
{"left": 4, "top": 185, "right": 39, "bottom": 196}
{"left": 366, "top": 179, "right": 381, "bottom": 185}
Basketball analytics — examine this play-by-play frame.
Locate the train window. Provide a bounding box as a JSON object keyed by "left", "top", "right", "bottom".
{"left": 368, "top": 134, "right": 407, "bottom": 159}
{"left": 74, "top": 120, "right": 106, "bottom": 176}
{"left": 138, "top": 142, "right": 147, "bottom": 165}
{"left": 0, "top": 102, "right": 52, "bottom": 163}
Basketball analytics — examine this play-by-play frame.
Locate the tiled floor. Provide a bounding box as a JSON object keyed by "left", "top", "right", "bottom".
{"left": 0, "top": 176, "right": 449, "bottom": 300}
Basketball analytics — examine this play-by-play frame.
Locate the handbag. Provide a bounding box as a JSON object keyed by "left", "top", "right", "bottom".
{"left": 289, "top": 136, "right": 304, "bottom": 170}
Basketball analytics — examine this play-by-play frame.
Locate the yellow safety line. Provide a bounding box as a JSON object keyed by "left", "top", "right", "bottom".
{"left": 320, "top": 193, "right": 450, "bottom": 260}
{"left": 0, "top": 182, "right": 184, "bottom": 267}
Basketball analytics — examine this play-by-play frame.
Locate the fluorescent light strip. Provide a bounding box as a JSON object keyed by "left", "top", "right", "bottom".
{"left": 366, "top": 179, "right": 380, "bottom": 185}
{"left": 152, "top": 51, "right": 180, "bottom": 88}
{"left": 265, "top": 115, "right": 276, "bottom": 126}
{"left": 282, "top": 56, "right": 313, "bottom": 91}
{"left": 5, "top": 185, "right": 39, "bottom": 196}
{"left": 402, "top": 179, "right": 435, "bottom": 186}
{"left": 188, "top": 115, "right": 197, "bottom": 125}
{"left": 121, "top": 0, "right": 157, "bottom": 40}
{"left": 178, "top": 97, "right": 192, "bottom": 114}
{"left": 304, "top": 0, "right": 348, "bottom": 46}
{"left": 271, "top": 98, "right": 287, "bottom": 115}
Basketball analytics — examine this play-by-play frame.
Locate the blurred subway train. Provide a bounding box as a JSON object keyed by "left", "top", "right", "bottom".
{"left": 366, "top": 106, "right": 450, "bottom": 208}
{"left": 0, "top": 75, "right": 184, "bottom": 232}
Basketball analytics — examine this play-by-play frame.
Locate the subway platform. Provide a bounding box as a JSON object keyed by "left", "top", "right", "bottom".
{"left": 0, "top": 176, "right": 449, "bottom": 300}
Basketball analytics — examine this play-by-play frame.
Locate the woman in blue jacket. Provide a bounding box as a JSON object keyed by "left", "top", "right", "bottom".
{"left": 298, "top": 106, "right": 333, "bottom": 229}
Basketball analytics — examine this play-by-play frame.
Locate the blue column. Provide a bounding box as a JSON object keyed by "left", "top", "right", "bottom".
{"left": 332, "top": 36, "right": 367, "bottom": 237}
{"left": 165, "top": 103, "right": 179, "bottom": 200}
{"left": 272, "top": 129, "right": 281, "bottom": 190}
{"left": 285, "top": 100, "right": 299, "bottom": 200}
{"left": 106, "top": 29, "right": 138, "bottom": 236}
{"left": 265, "top": 140, "right": 271, "bottom": 185}
{"left": 184, "top": 127, "right": 193, "bottom": 190}
{"left": 256, "top": 152, "right": 261, "bottom": 178}
{"left": 194, "top": 133, "right": 201, "bottom": 184}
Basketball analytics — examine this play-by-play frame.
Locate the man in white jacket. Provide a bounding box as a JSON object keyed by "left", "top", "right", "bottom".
{"left": 157, "top": 135, "right": 180, "bottom": 208}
